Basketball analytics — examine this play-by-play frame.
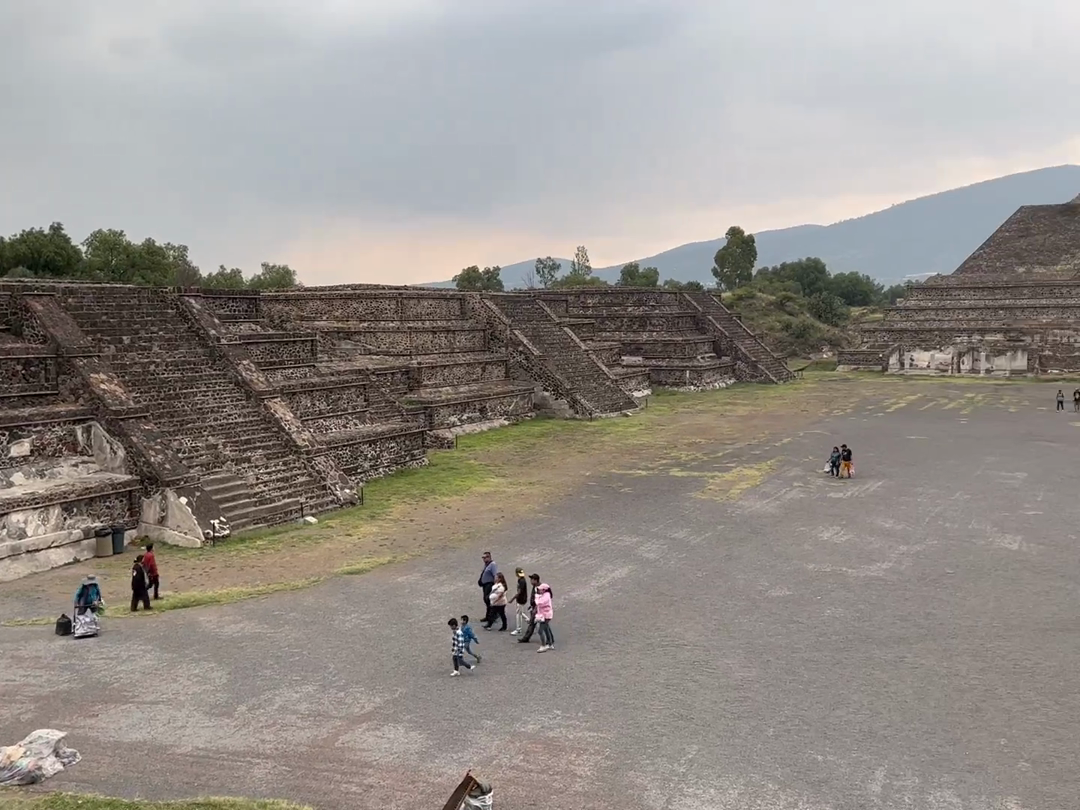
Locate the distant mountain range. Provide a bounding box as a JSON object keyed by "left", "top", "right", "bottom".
{"left": 427, "top": 165, "right": 1080, "bottom": 288}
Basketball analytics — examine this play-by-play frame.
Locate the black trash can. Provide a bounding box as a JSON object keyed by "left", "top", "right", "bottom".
{"left": 111, "top": 526, "right": 126, "bottom": 555}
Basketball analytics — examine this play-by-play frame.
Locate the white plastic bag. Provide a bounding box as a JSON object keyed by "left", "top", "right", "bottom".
{"left": 0, "top": 729, "right": 81, "bottom": 786}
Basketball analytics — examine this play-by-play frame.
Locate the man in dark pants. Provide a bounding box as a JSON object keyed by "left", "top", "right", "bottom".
{"left": 477, "top": 551, "right": 497, "bottom": 625}
{"left": 517, "top": 574, "right": 546, "bottom": 644}
{"left": 130, "top": 554, "right": 152, "bottom": 612}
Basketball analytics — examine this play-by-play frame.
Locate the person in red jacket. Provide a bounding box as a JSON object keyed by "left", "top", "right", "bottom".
{"left": 142, "top": 542, "right": 160, "bottom": 600}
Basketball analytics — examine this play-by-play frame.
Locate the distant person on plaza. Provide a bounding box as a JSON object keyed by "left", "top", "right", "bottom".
{"left": 1073, "top": 388, "right": 1080, "bottom": 412}
{"left": 510, "top": 567, "right": 529, "bottom": 635}
{"left": 460, "top": 614, "right": 482, "bottom": 664}
{"left": 142, "top": 542, "right": 160, "bottom": 600}
{"left": 477, "top": 551, "right": 497, "bottom": 624}
{"left": 839, "top": 444, "right": 854, "bottom": 479}
{"left": 130, "top": 554, "right": 151, "bottom": 612}
{"left": 448, "top": 618, "right": 474, "bottom": 677}
{"left": 829, "top": 446, "right": 842, "bottom": 478}
{"left": 518, "top": 574, "right": 545, "bottom": 645}
{"left": 1056, "top": 390, "right": 1065, "bottom": 411}
{"left": 484, "top": 572, "right": 508, "bottom": 631}
{"left": 534, "top": 583, "right": 556, "bottom": 653}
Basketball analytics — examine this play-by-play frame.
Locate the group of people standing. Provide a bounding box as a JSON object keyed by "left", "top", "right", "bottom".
{"left": 448, "top": 551, "right": 556, "bottom": 676}
{"left": 129, "top": 543, "right": 160, "bottom": 611}
{"left": 1055, "top": 389, "right": 1080, "bottom": 412}
{"left": 826, "top": 444, "right": 854, "bottom": 478}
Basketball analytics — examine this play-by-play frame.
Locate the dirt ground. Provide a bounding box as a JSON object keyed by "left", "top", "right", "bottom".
{"left": 0, "top": 374, "right": 1047, "bottom": 618}
{"left": 6, "top": 375, "right": 1078, "bottom": 810}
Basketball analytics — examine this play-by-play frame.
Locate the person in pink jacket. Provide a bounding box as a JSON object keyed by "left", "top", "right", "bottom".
{"left": 534, "top": 583, "right": 555, "bottom": 652}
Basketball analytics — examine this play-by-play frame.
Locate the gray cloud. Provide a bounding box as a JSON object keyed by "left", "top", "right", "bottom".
{"left": 1, "top": 0, "right": 1078, "bottom": 281}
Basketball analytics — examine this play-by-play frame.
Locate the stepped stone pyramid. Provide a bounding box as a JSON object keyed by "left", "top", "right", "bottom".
{"left": 841, "top": 193, "right": 1080, "bottom": 375}
{"left": 1, "top": 283, "right": 789, "bottom": 580}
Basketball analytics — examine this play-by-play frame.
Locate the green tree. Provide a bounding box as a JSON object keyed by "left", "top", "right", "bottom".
{"left": 534, "top": 256, "right": 562, "bottom": 288}
{"left": 453, "top": 265, "right": 503, "bottom": 291}
{"left": 248, "top": 262, "right": 300, "bottom": 290}
{"left": 828, "top": 271, "right": 883, "bottom": 306}
{"left": 164, "top": 243, "right": 202, "bottom": 286}
{"left": 4, "top": 223, "right": 83, "bottom": 278}
{"left": 551, "top": 274, "right": 609, "bottom": 289}
{"left": 711, "top": 226, "right": 757, "bottom": 291}
{"left": 81, "top": 228, "right": 134, "bottom": 281}
{"left": 568, "top": 245, "right": 592, "bottom": 281}
{"left": 807, "top": 291, "right": 849, "bottom": 326}
{"left": 881, "top": 283, "right": 909, "bottom": 304}
{"left": 453, "top": 265, "right": 484, "bottom": 291}
{"left": 661, "top": 278, "right": 706, "bottom": 291}
{"left": 128, "top": 238, "right": 177, "bottom": 286}
{"left": 480, "top": 265, "right": 504, "bottom": 291}
{"left": 790, "top": 257, "right": 830, "bottom": 297}
{"left": 754, "top": 257, "right": 831, "bottom": 297}
{"left": 618, "top": 261, "right": 660, "bottom": 287}
{"left": 202, "top": 265, "right": 247, "bottom": 289}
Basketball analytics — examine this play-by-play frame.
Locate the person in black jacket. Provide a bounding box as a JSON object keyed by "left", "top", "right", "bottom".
{"left": 839, "top": 444, "right": 854, "bottom": 479}
{"left": 518, "top": 574, "right": 552, "bottom": 645}
{"left": 130, "top": 555, "right": 152, "bottom": 612}
{"left": 509, "top": 568, "right": 529, "bottom": 636}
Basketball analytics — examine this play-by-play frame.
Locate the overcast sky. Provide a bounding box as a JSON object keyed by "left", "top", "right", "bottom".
{"left": 3, "top": 0, "right": 1079, "bottom": 284}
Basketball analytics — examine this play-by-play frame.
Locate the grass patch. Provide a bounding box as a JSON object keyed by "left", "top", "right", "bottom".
{"left": 336, "top": 555, "right": 399, "bottom": 575}
{"left": 1, "top": 792, "right": 312, "bottom": 810}
{"left": 1, "top": 579, "right": 324, "bottom": 627}
{"left": 150, "top": 579, "right": 322, "bottom": 611}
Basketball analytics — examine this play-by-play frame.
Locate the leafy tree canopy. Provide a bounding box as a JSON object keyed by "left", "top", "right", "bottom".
{"left": 550, "top": 274, "right": 609, "bottom": 289}
{"left": 618, "top": 261, "right": 660, "bottom": 287}
{"left": 1, "top": 221, "right": 303, "bottom": 289}
{"left": 807, "top": 291, "right": 849, "bottom": 326}
{"left": 568, "top": 245, "right": 592, "bottom": 279}
{"left": 711, "top": 226, "right": 757, "bottom": 291}
{"left": 828, "top": 271, "right": 883, "bottom": 307}
{"left": 453, "top": 265, "right": 504, "bottom": 291}
{"left": 534, "top": 256, "right": 562, "bottom": 289}
{"left": 661, "top": 278, "right": 705, "bottom": 291}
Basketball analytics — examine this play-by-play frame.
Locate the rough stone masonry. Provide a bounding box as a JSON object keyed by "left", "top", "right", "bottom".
{"left": 0, "top": 282, "right": 787, "bottom": 580}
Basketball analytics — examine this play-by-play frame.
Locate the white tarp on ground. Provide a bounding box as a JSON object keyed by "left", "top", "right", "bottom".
{"left": 0, "top": 729, "right": 81, "bottom": 786}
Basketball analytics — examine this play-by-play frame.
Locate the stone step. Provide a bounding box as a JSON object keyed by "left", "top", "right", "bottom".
{"left": 228, "top": 499, "right": 303, "bottom": 528}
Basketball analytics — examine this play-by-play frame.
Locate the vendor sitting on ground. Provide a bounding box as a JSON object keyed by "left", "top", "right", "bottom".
{"left": 74, "top": 576, "right": 103, "bottom": 615}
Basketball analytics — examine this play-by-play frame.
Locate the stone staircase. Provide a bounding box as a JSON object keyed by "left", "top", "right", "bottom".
{"left": 484, "top": 295, "right": 638, "bottom": 415}
{"left": 262, "top": 290, "right": 534, "bottom": 432}
{"left": 682, "top": 291, "right": 795, "bottom": 383}
{"left": 58, "top": 286, "right": 335, "bottom": 528}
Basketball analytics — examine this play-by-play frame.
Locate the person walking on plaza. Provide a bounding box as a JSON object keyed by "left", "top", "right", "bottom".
{"left": 477, "top": 551, "right": 497, "bottom": 624}
{"left": 535, "top": 583, "right": 555, "bottom": 652}
{"left": 510, "top": 568, "right": 529, "bottom": 635}
{"left": 839, "top": 444, "right": 854, "bottom": 479}
{"left": 130, "top": 554, "right": 151, "bottom": 612}
{"left": 143, "top": 542, "right": 160, "bottom": 600}
{"left": 484, "top": 572, "right": 508, "bottom": 631}
{"left": 460, "top": 615, "right": 482, "bottom": 664}
{"left": 829, "top": 446, "right": 841, "bottom": 478}
{"left": 448, "top": 618, "right": 474, "bottom": 676}
{"left": 1073, "top": 388, "right": 1080, "bottom": 412}
{"left": 518, "top": 573, "right": 543, "bottom": 645}
{"left": 1056, "top": 389, "right": 1065, "bottom": 411}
